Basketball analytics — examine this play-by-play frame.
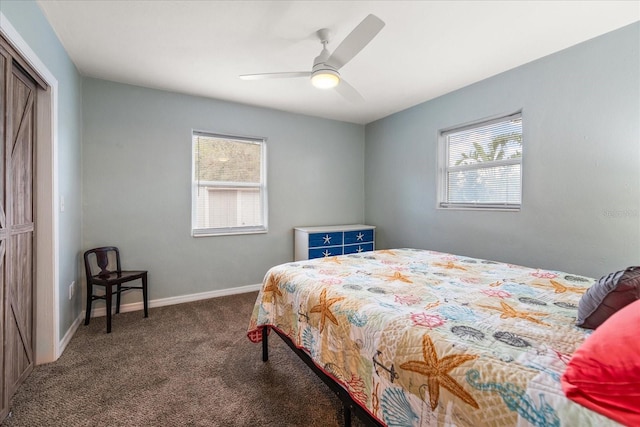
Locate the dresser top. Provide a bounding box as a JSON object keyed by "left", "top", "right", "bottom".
{"left": 294, "top": 224, "right": 375, "bottom": 233}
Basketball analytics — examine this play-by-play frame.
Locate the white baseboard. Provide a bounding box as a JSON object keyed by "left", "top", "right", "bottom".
{"left": 57, "top": 312, "right": 83, "bottom": 358}
{"left": 83, "top": 283, "right": 263, "bottom": 319}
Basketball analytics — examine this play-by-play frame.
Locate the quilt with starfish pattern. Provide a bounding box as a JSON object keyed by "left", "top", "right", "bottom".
{"left": 247, "top": 248, "right": 619, "bottom": 426}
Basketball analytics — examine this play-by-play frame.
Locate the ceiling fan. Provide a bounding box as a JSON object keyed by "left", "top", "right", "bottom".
{"left": 239, "top": 14, "right": 385, "bottom": 102}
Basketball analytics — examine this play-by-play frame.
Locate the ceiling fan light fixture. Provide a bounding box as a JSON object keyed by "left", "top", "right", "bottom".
{"left": 311, "top": 69, "right": 340, "bottom": 89}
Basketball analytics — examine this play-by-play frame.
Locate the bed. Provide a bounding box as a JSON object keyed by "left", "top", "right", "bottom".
{"left": 247, "top": 248, "right": 622, "bottom": 426}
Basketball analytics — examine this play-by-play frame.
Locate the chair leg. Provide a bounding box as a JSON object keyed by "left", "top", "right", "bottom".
{"left": 116, "top": 284, "right": 122, "bottom": 314}
{"left": 142, "top": 273, "right": 148, "bottom": 318}
{"left": 106, "top": 284, "right": 113, "bottom": 333}
{"left": 84, "top": 284, "right": 93, "bottom": 326}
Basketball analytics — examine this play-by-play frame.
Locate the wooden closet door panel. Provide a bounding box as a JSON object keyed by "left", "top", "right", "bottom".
{"left": 0, "top": 45, "right": 7, "bottom": 420}
{"left": 4, "top": 61, "right": 35, "bottom": 400}
{"left": 0, "top": 47, "right": 5, "bottom": 214}
{"left": 5, "top": 233, "right": 33, "bottom": 393}
{"left": 9, "top": 71, "right": 34, "bottom": 227}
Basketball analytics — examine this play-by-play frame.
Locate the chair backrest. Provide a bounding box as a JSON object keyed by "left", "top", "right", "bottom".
{"left": 84, "top": 246, "right": 122, "bottom": 279}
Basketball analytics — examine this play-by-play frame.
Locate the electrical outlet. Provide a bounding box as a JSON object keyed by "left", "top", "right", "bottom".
{"left": 69, "top": 281, "right": 75, "bottom": 300}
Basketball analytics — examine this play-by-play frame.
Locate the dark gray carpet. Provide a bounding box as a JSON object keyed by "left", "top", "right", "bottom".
{"left": 4, "top": 292, "right": 367, "bottom": 426}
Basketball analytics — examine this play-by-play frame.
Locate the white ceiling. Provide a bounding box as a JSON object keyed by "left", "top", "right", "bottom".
{"left": 37, "top": 1, "right": 639, "bottom": 125}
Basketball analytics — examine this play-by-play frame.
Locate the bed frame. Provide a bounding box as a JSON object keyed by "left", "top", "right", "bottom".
{"left": 261, "top": 326, "right": 382, "bottom": 427}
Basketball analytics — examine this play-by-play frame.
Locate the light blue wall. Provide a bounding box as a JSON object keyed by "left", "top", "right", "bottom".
{"left": 365, "top": 22, "right": 640, "bottom": 278}
{"left": 82, "top": 78, "right": 365, "bottom": 300}
{"left": 3, "top": 0, "right": 637, "bottom": 346}
{"left": 1, "top": 2, "right": 83, "bottom": 339}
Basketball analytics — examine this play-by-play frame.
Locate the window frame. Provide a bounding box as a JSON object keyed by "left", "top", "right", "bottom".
{"left": 191, "top": 130, "right": 268, "bottom": 237}
{"left": 437, "top": 112, "right": 523, "bottom": 211}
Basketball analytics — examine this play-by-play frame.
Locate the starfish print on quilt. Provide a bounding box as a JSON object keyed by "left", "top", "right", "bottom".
{"left": 400, "top": 334, "right": 479, "bottom": 411}
{"left": 531, "top": 279, "right": 587, "bottom": 294}
{"left": 386, "top": 271, "right": 413, "bottom": 283}
{"left": 479, "top": 301, "right": 549, "bottom": 326}
{"left": 263, "top": 273, "right": 284, "bottom": 304}
{"left": 309, "top": 288, "right": 345, "bottom": 333}
{"left": 433, "top": 261, "right": 467, "bottom": 271}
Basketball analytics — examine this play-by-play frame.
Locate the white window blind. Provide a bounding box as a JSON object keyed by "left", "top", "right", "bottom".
{"left": 192, "top": 131, "right": 267, "bottom": 236}
{"left": 439, "top": 113, "right": 522, "bottom": 210}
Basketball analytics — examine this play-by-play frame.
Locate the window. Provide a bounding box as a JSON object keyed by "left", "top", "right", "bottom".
{"left": 438, "top": 112, "right": 522, "bottom": 210}
{"left": 192, "top": 131, "right": 267, "bottom": 236}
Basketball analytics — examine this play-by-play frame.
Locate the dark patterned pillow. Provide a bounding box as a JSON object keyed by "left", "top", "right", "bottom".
{"left": 576, "top": 266, "right": 640, "bottom": 329}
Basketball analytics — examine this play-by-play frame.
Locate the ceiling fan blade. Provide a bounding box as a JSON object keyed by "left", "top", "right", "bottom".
{"left": 335, "top": 79, "right": 364, "bottom": 103}
{"left": 326, "top": 14, "right": 385, "bottom": 70}
{"left": 239, "top": 71, "right": 311, "bottom": 80}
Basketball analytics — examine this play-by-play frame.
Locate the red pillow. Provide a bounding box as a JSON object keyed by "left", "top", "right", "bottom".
{"left": 562, "top": 298, "right": 640, "bottom": 425}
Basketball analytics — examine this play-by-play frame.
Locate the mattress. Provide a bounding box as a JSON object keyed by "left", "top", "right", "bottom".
{"left": 247, "top": 248, "right": 619, "bottom": 426}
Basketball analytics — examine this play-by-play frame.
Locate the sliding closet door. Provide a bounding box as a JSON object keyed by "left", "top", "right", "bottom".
{"left": 0, "top": 38, "right": 37, "bottom": 420}
{"left": 0, "top": 42, "right": 7, "bottom": 421}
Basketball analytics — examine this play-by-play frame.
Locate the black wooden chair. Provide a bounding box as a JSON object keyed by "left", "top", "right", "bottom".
{"left": 83, "top": 246, "right": 148, "bottom": 333}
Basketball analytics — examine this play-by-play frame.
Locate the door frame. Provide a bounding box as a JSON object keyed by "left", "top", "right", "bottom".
{"left": 0, "top": 13, "right": 59, "bottom": 364}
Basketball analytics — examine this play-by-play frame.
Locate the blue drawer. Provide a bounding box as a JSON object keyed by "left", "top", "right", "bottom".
{"left": 344, "top": 242, "right": 374, "bottom": 255}
{"left": 309, "top": 246, "right": 343, "bottom": 259}
{"left": 344, "top": 229, "right": 374, "bottom": 245}
{"left": 309, "top": 232, "right": 343, "bottom": 247}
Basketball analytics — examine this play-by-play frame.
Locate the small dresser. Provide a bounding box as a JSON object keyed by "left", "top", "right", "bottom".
{"left": 294, "top": 224, "right": 376, "bottom": 261}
